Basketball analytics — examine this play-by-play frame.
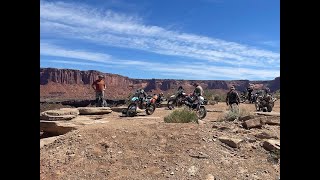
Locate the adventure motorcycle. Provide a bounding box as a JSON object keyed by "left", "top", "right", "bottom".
{"left": 184, "top": 95, "right": 207, "bottom": 119}
{"left": 126, "top": 95, "right": 157, "bottom": 117}
{"left": 167, "top": 91, "right": 188, "bottom": 110}
{"left": 255, "top": 94, "right": 277, "bottom": 112}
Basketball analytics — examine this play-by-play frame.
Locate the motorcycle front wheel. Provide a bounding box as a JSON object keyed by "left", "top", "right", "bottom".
{"left": 255, "top": 102, "right": 260, "bottom": 111}
{"left": 126, "top": 103, "right": 137, "bottom": 117}
{"left": 167, "top": 99, "right": 175, "bottom": 110}
{"left": 197, "top": 106, "right": 207, "bottom": 120}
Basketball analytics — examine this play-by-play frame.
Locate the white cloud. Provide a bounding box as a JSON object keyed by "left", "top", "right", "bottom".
{"left": 40, "top": 0, "right": 280, "bottom": 69}
{"left": 40, "top": 43, "right": 111, "bottom": 62}
{"left": 41, "top": 44, "right": 279, "bottom": 80}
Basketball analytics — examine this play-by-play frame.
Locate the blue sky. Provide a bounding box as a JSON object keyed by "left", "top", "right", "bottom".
{"left": 40, "top": 0, "right": 280, "bottom": 80}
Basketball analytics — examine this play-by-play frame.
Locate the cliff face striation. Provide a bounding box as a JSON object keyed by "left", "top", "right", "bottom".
{"left": 40, "top": 68, "right": 280, "bottom": 100}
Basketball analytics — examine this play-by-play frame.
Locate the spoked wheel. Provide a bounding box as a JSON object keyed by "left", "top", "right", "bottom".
{"left": 167, "top": 99, "right": 175, "bottom": 110}
{"left": 255, "top": 102, "right": 260, "bottom": 111}
{"left": 146, "top": 104, "right": 156, "bottom": 115}
{"left": 126, "top": 103, "right": 137, "bottom": 117}
{"left": 266, "top": 103, "right": 273, "bottom": 112}
{"left": 197, "top": 106, "right": 207, "bottom": 120}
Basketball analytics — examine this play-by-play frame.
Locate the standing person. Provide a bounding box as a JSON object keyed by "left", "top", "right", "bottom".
{"left": 193, "top": 83, "right": 204, "bottom": 97}
{"left": 226, "top": 86, "right": 240, "bottom": 110}
{"left": 247, "top": 83, "right": 254, "bottom": 102}
{"left": 91, "top": 75, "right": 107, "bottom": 107}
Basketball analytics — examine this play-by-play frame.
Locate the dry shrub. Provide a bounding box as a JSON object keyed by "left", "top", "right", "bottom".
{"left": 164, "top": 108, "right": 199, "bottom": 124}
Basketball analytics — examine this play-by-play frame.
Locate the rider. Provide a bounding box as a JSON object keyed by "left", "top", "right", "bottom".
{"left": 193, "top": 83, "right": 204, "bottom": 98}
{"left": 176, "top": 86, "right": 184, "bottom": 97}
{"left": 262, "top": 86, "right": 272, "bottom": 102}
{"left": 186, "top": 83, "right": 204, "bottom": 104}
{"left": 226, "top": 86, "right": 240, "bottom": 108}
{"left": 156, "top": 92, "right": 164, "bottom": 104}
{"left": 247, "top": 83, "right": 254, "bottom": 102}
{"left": 135, "top": 89, "right": 148, "bottom": 110}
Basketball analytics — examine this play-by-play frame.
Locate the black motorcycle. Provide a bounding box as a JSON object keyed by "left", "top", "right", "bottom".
{"left": 167, "top": 91, "right": 188, "bottom": 110}
{"left": 255, "top": 94, "right": 277, "bottom": 112}
{"left": 184, "top": 95, "right": 207, "bottom": 120}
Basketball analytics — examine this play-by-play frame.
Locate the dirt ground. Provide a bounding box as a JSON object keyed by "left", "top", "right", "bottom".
{"left": 40, "top": 100, "right": 280, "bottom": 180}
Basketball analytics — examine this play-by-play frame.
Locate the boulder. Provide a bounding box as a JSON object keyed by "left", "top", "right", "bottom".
{"left": 242, "top": 118, "right": 262, "bottom": 129}
{"left": 40, "top": 108, "right": 79, "bottom": 121}
{"left": 261, "top": 117, "right": 280, "bottom": 126}
{"left": 78, "top": 107, "right": 112, "bottom": 115}
{"left": 255, "top": 132, "right": 278, "bottom": 139}
{"left": 218, "top": 136, "right": 243, "bottom": 148}
{"left": 40, "top": 116, "right": 110, "bottom": 136}
{"left": 254, "top": 112, "right": 280, "bottom": 117}
{"left": 262, "top": 139, "right": 280, "bottom": 151}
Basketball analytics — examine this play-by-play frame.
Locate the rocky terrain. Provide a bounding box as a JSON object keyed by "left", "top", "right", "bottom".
{"left": 40, "top": 101, "right": 280, "bottom": 180}
{"left": 40, "top": 68, "right": 280, "bottom": 100}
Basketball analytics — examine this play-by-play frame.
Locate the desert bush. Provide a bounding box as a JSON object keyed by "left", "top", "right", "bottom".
{"left": 164, "top": 108, "right": 199, "bottom": 124}
{"left": 213, "top": 95, "right": 221, "bottom": 102}
{"left": 217, "top": 106, "right": 253, "bottom": 121}
{"left": 268, "top": 149, "right": 280, "bottom": 164}
{"left": 203, "top": 89, "right": 227, "bottom": 102}
{"left": 273, "top": 89, "right": 280, "bottom": 99}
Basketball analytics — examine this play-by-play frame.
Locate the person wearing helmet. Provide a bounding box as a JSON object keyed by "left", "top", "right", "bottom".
{"left": 91, "top": 75, "right": 107, "bottom": 107}
{"left": 137, "top": 89, "right": 148, "bottom": 110}
{"left": 155, "top": 92, "right": 164, "bottom": 105}
{"left": 264, "top": 87, "right": 270, "bottom": 95}
{"left": 226, "top": 86, "right": 240, "bottom": 107}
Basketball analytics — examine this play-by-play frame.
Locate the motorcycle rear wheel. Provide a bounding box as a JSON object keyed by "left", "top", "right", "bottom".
{"left": 146, "top": 104, "right": 156, "bottom": 115}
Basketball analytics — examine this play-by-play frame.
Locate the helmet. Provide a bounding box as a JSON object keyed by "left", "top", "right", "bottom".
{"left": 160, "top": 92, "right": 164, "bottom": 95}
{"left": 230, "top": 86, "right": 235, "bottom": 90}
{"left": 98, "top": 75, "right": 104, "bottom": 78}
{"left": 140, "top": 89, "right": 145, "bottom": 93}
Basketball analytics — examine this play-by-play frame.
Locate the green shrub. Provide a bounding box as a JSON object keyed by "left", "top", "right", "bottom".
{"left": 274, "top": 89, "right": 280, "bottom": 99}
{"left": 268, "top": 149, "right": 280, "bottom": 164}
{"left": 164, "top": 108, "right": 199, "bottom": 123}
{"left": 213, "top": 95, "right": 221, "bottom": 102}
{"left": 218, "top": 106, "right": 252, "bottom": 121}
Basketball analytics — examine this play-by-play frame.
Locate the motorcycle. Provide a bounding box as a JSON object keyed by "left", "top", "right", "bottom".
{"left": 255, "top": 94, "right": 277, "bottom": 112}
{"left": 126, "top": 95, "right": 157, "bottom": 117}
{"left": 167, "top": 91, "right": 188, "bottom": 110}
{"left": 184, "top": 95, "right": 207, "bottom": 119}
{"left": 155, "top": 94, "right": 166, "bottom": 108}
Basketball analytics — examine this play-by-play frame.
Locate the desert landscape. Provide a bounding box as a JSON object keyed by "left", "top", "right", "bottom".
{"left": 40, "top": 68, "right": 280, "bottom": 180}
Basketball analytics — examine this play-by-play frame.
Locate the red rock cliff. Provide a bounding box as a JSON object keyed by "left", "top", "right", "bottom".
{"left": 40, "top": 68, "right": 279, "bottom": 100}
